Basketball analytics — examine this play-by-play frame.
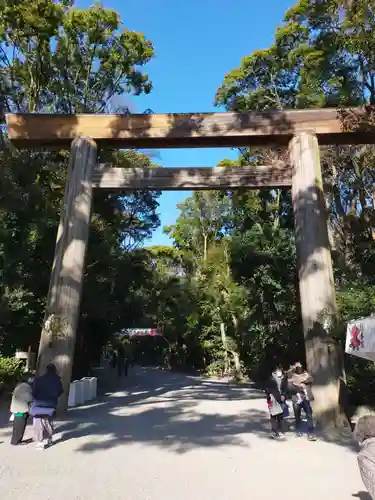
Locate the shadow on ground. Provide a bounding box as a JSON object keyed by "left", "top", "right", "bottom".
{"left": 0, "top": 367, "right": 359, "bottom": 454}
{"left": 54, "top": 367, "right": 269, "bottom": 454}
{"left": 43, "top": 367, "right": 358, "bottom": 455}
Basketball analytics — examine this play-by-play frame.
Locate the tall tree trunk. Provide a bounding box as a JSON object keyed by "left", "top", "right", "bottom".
{"left": 220, "top": 321, "right": 229, "bottom": 375}
{"left": 37, "top": 137, "right": 97, "bottom": 412}
{"left": 231, "top": 351, "right": 241, "bottom": 379}
{"left": 290, "top": 132, "right": 348, "bottom": 429}
{"left": 203, "top": 233, "right": 208, "bottom": 262}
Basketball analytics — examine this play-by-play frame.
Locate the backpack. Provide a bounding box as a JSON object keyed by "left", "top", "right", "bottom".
{"left": 267, "top": 394, "right": 283, "bottom": 417}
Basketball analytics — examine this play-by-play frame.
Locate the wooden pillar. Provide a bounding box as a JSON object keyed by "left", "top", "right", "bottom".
{"left": 37, "top": 137, "right": 97, "bottom": 411}
{"left": 289, "top": 131, "right": 346, "bottom": 427}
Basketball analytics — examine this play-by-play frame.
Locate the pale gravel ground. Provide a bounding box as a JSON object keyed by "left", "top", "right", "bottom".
{"left": 0, "top": 367, "right": 368, "bottom": 500}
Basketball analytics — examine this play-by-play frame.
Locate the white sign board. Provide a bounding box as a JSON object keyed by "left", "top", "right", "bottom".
{"left": 118, "top": 328, "right": 162, "bottom": 337}
{"left": 345, "top": 315, "right": 375, "bottom": 362}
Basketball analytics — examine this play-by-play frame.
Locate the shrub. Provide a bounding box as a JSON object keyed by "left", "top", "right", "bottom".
{"left": 204, "top": 360, "right": 226, "bottom": 377}
{"left": 0, "top": 357, "right": 23, "bottom": 394}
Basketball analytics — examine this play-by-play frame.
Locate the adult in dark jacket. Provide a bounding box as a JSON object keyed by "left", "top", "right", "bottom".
{"left": 287, "top": 362, "right": 316, "bottom": 441}
{"left": 31, "top": 363, "right": 63, "bottom": 450}
{"left": 265, "top": 365, "right": 288, "bottom": 440}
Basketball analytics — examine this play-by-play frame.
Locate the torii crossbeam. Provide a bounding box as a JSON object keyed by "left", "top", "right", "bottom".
{"left": 5, "top": 107, "right": 375, "bottom": 148}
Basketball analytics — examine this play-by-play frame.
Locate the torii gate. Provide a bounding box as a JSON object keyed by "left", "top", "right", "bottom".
{"left": 5, "top": 107, "right": 374, "bottom": 423}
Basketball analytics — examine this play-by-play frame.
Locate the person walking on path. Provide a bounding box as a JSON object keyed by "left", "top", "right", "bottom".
{"left": 265, "top": 365, "right": 288, "bottom": 440}
{"left": 117, "top": 344, "right": 130, "bottom": 377}
{"left": 288, "top": 362, "right": 316, "bottom": 441}
{"left": 355, "top": 415, "right": 375, "bottom": 499}
{"left": 123, "top": 355, "right": 130, "bottom": 376}
{"left": 110, "top": 349, "right": 117, "bottom": 371}
{"left": 31, "top": 363, "right": 63, "bottom": 450}
{"left": 117, "top": 346, "right": 125, "bottom": 377}
{"left": 9, "top": 373, "right": 34, "bottom": 445}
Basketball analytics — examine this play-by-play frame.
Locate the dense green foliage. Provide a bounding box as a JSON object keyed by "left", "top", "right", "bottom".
{"left": 0, "top": 0, "right": 160, "bottom": 379}
{"left": 0, "top": 357, "right": 23, "bottom": 394}
{"left": 1, "top": 0, "right": 375, "bottom": 408}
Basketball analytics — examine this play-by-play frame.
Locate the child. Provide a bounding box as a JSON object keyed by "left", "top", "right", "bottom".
{"left": 294, "top": 382, "right": 308, "bottom": 404}
{"left": 10, "top": 373, "right": 34, "bottom": 445}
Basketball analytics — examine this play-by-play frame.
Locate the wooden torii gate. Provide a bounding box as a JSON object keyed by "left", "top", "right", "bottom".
{"left": 5, "top": 107, "right": 374, "bottom": 422}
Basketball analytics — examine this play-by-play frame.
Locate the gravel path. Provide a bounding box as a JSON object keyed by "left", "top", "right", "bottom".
{"left": 0, "top": 367, "right": 368, "bottom": 500}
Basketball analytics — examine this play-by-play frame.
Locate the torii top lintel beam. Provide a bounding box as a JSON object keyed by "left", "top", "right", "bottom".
{"left": 5, "top": 107, "right": 375, "bottom": 149}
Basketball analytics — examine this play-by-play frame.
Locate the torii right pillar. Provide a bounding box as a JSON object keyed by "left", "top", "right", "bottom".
{"left": 289, "top": 131, "right": 348, "bottom": 428}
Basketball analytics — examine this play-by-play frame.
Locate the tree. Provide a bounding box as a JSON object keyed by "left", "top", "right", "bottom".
{"left": 0, "top": 1, "right": 160, "bottom": 378}
{"left": 198, "top": 239, "right": 248, "bottom": 378}
{"left": 230, "top": 223, "right": 302, "bottom": 378}
{"left": 0, "top": 1, "right": 153, "bottom": 114}
{"left": 165, "top": 191, "right": 232, "bottom": 263}
{"left": 163, "top": 191, "right": 248, "bottom": 377}
{"left": 214, "top": 0, "right": 375, "bottom": 422}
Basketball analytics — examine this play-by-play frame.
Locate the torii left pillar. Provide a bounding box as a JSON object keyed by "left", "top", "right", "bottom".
{"left": 37, "top": 137, "right": 97, "bottom": 411}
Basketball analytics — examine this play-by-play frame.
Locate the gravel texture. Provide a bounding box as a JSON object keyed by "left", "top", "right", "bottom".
{"left": 0, "top": 367, "right": 367, "bottom": 500}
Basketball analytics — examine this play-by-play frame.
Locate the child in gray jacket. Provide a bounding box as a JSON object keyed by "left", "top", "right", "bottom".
{"left": 10, "top": 373, "right": 34, "bottom": 445}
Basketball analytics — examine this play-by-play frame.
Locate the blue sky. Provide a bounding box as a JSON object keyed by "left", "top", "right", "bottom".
{"left": 79, "top": 0, "right": 294, "bottom": 245}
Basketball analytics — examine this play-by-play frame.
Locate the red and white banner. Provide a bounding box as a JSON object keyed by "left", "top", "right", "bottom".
{"left": 119, "top": 328, "right": 163, "bottom": 337}
{"left": 345, "top": 315, "right": 375, "bottom": 362}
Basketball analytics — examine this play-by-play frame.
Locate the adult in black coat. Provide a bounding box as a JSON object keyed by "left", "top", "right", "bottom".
{"left": 286, "top": 362, "right": 316, "bottom": 441}
{"left": 265, "top": 365, "right": 288, "bottom": 439}
{"left": 31, "top": 363, "right": 63, "bottom": 449}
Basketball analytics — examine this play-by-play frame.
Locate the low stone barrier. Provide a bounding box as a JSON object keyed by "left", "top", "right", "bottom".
{"left": 68, "top": 377, "right": 97, "bottom": 407}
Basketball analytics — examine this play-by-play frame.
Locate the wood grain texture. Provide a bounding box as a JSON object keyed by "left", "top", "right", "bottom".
{"left": 37, "top": 137, "right": 97, "bottom": 411}
{"left": 5, "top": 107, "right": 375, "bottom": 148}
{"left": 290, "top": 132, "right": 346, "bottom": 427}
{"left": 92, "top": 165, "right": 292, "bottom": 190}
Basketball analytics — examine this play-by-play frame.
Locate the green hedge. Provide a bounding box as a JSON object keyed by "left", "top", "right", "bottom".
{"left": 0, "top": 357, "right": 24, "bottom": 395}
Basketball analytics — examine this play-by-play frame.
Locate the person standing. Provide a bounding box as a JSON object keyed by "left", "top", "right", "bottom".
{"left": 110, "top": 349, "right": 117, "bottom": 371}
{"left": 355, "top": 415, "right": 375, "bottom": 499}
{"left": 9, "top": 373, "right": 34, "bottom": 445}
{"left": 265, "top": 365, "right": 288, "bottom": 440}
{"left": 288, "top": 362, "right": 316, "bottom": 441}
{"left": 123, "top": 354, "right": 130, "bottom": 376}
{"left": 31, "top": 363, "right": 63, "bottom": 450}
{"left": 117, "top": 346, "right": 125, "bottom": 377}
